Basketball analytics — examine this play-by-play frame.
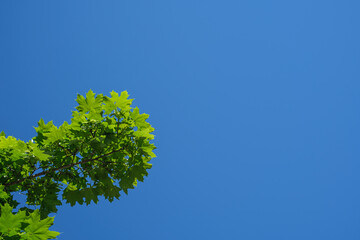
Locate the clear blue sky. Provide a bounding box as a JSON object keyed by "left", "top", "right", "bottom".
{"left": 1, "top": 1, "right": 359, "bottom": 239}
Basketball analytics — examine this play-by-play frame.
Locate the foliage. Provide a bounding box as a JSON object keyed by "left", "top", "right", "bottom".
{"left": 0, "top": 188, "right": 59, "bottom": 240}
{"left": 0, "top": 90, "right": 156, "bottom": 239}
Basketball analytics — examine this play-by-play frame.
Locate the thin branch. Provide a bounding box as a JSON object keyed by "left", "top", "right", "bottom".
{"left": 5, "top": 148, "right": 125, "bottom": 187}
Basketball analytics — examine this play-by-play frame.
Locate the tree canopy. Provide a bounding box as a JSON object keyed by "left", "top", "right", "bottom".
{"left": 0, "top": 90, "right": 156, "bottom": 239}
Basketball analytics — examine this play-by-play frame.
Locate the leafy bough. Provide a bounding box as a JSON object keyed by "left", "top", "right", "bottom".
{"left": 0, "top": 90, "right": 156, "bottom": 239}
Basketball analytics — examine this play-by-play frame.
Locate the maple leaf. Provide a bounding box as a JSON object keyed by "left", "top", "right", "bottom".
{"left": 76, "top": 89, "right": 103, "bottom": 114}
{"left": 0, "top": 204, "right": 26, "bottom": 237}
{"left": 22, "top": 210, "right": 60, "bottom": 240}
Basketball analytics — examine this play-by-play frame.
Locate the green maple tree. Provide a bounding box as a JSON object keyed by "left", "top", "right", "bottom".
{"left": 0, "top": 90, "right": 156, "bottom": 239}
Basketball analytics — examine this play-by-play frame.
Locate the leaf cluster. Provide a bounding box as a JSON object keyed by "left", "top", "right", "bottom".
{"left": 0, "top": 90, "right": 156, "bottom": 238}
{"left": 0, "top": 186, "right": 59, "bottom": 240}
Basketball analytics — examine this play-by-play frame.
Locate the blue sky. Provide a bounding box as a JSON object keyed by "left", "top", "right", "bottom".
{"left": 1, "top": 1, "right": 360, "bottom": 239}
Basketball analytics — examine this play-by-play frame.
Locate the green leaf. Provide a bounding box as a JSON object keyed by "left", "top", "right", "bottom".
{"left": 102, "top": 185, "right": 121, "bottom": 202}
{"left": 32, "top": 148, "right": 49, "bottom": 162}
{"left": 105, "top": 90, "right": 133, "bottom": 113}
{"left": 0, "top": 136, "right": 25, "bottom": 150}
{"left": 28, "top": 142, "right": 49, "bottom": 161}
{"left": 0, "top": 185, "right": 9, "bottom": 200}
{"left": 62, "top": 189, "right": 84, "bottom": 206}
{"left": 0, "top": 204, "right": 26, "bottom": 236}
{"left": 82, "top": 188, "right": 99, "bottom": 205}
{"left": 34, "top": 119, "right": 56, "bottom": 134}
{"left": 22, "top": 210, "right": 59, "bottom": 240}
{"left": 67, "top": 183, "right": 77, "bottom": 191}
{"left": 134, "top": 128, "right": 155, "bottom": 140}
{"left": 76, "top": 90, "right": 103, "bottom": 114}
{"left": 131, "top": 107, "right": 150, "bottom": 129}
{"left": 43, "top": 122, "right": 69, "bottom": 144}
{"left": 0, "top": 136, "right": 28, "bottom": 163}
{"left": 139, "top": 143, "right": 157, "bottom": 158}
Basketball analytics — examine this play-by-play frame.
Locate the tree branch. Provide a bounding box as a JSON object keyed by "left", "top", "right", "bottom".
{"left": 5, "top": 148, "right": 124, "bottom": 187}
